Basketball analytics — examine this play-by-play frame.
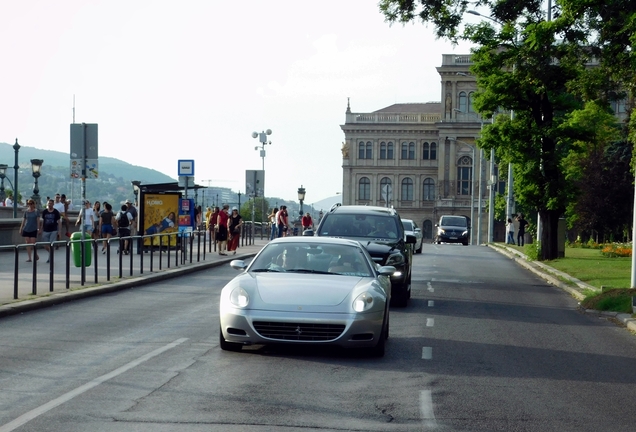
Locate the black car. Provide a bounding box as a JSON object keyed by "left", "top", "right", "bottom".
{"left": 311, "top": 204, "right": 417, "bottom": 307}
{"left": 435, "top": 215, "right": 470, "bottom": 246}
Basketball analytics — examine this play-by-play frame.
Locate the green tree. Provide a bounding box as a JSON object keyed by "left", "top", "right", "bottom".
{"left": 379, "top": 0, "right": 634, "bottom": 259}
{"left": 239, "top": 197, "right": 270, "bottom": 223}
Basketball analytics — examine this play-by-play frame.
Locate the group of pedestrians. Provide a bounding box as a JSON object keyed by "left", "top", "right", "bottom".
{"left": 506, "top": 213, "right": 530, "bottom": 246}
{"left": 207, "top": 204, "right": 243, "bottom": 256}
{"left": 267, "top": 206, "right": 313, "bottom": 240}
{"left": 19, "top": 194, "right": 138, "bottom": 262}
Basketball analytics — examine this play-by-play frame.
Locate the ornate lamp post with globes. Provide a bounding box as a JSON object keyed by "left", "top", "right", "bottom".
{"left": 30, "top": 159, "right": 43, "bottom": 210}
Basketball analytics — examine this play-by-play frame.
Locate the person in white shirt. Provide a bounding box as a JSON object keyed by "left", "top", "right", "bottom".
{"left": 75, "top": 200, "right": 95, "bottom": 235}
{"left": 4, "top": 195, "right": 13, "bottom": 207}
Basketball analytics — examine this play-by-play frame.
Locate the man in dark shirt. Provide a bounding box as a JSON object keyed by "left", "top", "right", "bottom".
{"left": 517, "top": 214, "right": 529, "bottom": 247}
{"left": 40, "top": 199, "right": 61, "bottom": 263}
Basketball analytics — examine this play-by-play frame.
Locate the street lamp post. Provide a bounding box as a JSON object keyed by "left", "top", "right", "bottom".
{"left": 0, "top": 164, "right": 7, "bottom": 203}
{"left": 297, "top": 185, "right": 306, "bottom": 219}
{"left": 30, "top": 159, "right": 43, "bottom": 210}
{"left": 13, "top": 139, "right": 20, "bottom": 218}
{"left": 252, "top": 129, "right": 272, "bottom": 239}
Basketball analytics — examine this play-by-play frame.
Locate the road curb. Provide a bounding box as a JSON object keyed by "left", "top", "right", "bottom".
{"left": 0, "top": 251, "right": 258, "bottom": 319}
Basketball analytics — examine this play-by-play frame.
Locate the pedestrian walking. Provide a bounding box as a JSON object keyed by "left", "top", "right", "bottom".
{"left": 268, "top": 207, "right": 278, "bottom": 240}
{"left": 517, "top": 214, "right": 529, "bottom": 247}
{"left": 216, "top": 204, "right": 230, "bottom": 255}
{"left": 506, "top": 218, "right": 515, "bottom": 245}
{"left": 126, "top": 200, "right": 138, "bottom": 237}
{"left": 116, "top": 204, "right": 133, "bottom": 254}
{"left": 92, "top": 201, "right": 102, "bottom": 240}
{"left": 99, "top": 202, "right": 116, "bottom": 253}
{"left": 209, "top": 206, "right": 219, "bottom": 248}
{"left": 40, "top": 198, "right": 61, "bottom": 263}
{"left": 276, "top": 205, "right": 288, "bottom": 238}
{"left": 227, "top": 207, "right": 243, "bottom": 255}
{"left": 75, "top": 200, "right": 95, "bottom": 236}
{"left": 19, "top": 199, "right": 40, "bottom": 262}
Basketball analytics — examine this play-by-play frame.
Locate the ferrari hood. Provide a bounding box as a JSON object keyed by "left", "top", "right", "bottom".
{"left": 252, "top": 273, "right": 363, "bottom": 307}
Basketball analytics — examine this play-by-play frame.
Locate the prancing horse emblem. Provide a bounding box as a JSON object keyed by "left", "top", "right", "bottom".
{"left": 295, "top": 326, "right": 303, "bottom": 335}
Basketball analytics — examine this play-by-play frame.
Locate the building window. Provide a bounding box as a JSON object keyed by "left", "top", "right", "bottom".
{"left": 358, "top": 177, "right": 370, "bottom": 201}
{"left": 401, "top": 178, "right": 414, "bottom": 201}
{"left": 380, "top": 177, "right": 392, "bottom": 201}
{"left": 401, "top": 142, "right": 415, "bottom": 160}
{"left": 458, "top": 91, "right": 468, "bottom": 113}
{"left": 366, "top": 141, "right": 373, "bottom": 159}
{"left": 380, "top": 142, "right": 387, "bottom": 159}
{"left": 423, "top": 142, "right": 436, "bottom": 160}
{"left": 456, "top": 155, "right": 472, "bottom": 196}
{"left": 468, "top": 91, "right": 476, "bottom": 113}
{"left": 358, "top": 141, "right": 365, "bottom": 159}
{"left": 387, "top": 142, "right": 394, "bottom": 159}
{"left": 423, "top": 178, "right": 435, "bottom": 200}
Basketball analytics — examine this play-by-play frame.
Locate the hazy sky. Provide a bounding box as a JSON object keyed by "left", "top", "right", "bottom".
{"left": 1, "top": 0, "right": 476, "bottom": 204}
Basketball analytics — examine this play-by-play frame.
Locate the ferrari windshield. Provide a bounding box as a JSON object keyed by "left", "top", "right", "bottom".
{"left": 250, "top": 242, "right": 373, "bottom": 277}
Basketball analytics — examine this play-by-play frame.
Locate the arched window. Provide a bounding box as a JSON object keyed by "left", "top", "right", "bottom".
{"left": 365, "top": 141, "right": 373, "bottom": 159}
{"left": 430, "top": 142, "right": 437, "bottom": 160}
{"left": 468, "top": 92, "right": 476, "bottom": 113}
{"left": 401, "top": 143, "right": 408, "bottom": 159}
{"left": 358, "top": 141, "right": 365, "bottom": 159}
{"left": 401, "top": 142, "right": 415, "bottom": 159}
{"left": 380, "top": 177, "right": 392, "bottom": 201}
{"left": 423, "top": 178, "right": 435, "bottom": 200}
{"left": 380, "top": 142, "right": 387, "bottom": 159}
{"left": 387, "top": 142, "right": 394, "bottom": 159}
{"left": 423, "top": 142, "right": 429, "bottom": 160}
{"left": 457, "top": 155, "right": 472, "bottom": 196}
{"left": 401, "top": 178, "right": 414, "bottom": 201}
{"left": 358, "top": 177, "right": 370, "bottom": 201}
{"left": 409, "top": 142, "right": 415, "bottom": 159}
{"left": 458, "top": 91, "right": 468, "bottom": 113}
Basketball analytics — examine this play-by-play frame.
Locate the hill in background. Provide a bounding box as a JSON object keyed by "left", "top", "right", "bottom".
{"left": 0, "top": 142, "right": 175, "bottom": 206}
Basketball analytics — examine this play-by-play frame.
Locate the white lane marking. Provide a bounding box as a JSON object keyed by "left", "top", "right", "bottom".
{"left": 426, "top": 318, "right": 434, "bottom": 327}
{"left": 420, "top": 390, "right": 438, "bottom": 427}
{"left": 427, "top": 282, "right": 434, "bottom": 292}
{"left": 428, "top": 300, "right": 434, "bottom": 307}
{"left": 0, "top": 338, "right": 188, "bottom": 432}
{"left": 422, "top": 347, "right": 433, "bottom": 360}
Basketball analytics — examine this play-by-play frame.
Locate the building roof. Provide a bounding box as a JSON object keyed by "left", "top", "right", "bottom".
{"left": 374, "top": 103, "right": 441, "bottom": 114}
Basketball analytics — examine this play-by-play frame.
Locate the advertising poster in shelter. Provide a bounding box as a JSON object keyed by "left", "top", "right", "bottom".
{"left": 142, "top": 193, "right": 179, "bottom": 247}
{"left": 178, "top": 198, "right": 195, "bottom": 237}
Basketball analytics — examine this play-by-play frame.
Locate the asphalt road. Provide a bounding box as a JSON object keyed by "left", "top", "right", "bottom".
{"left": 1, "top": 244, "right": 635, "bottom": 431}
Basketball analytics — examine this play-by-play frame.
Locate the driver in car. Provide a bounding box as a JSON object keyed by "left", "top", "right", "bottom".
{"left": 368, "top": 221, "right": 397, "bottom": 238}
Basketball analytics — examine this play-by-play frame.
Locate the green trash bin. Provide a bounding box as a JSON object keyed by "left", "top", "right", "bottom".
{"left": 71, "top": 232, "right": 92, "bottom": 267}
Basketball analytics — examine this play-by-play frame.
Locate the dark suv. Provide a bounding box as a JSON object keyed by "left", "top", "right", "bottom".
{"left": 312, "top": 204, "right": 417, "bottom": 307}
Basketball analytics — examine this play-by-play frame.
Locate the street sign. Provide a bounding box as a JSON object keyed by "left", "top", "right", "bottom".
{"left": 178, "top": 160, "right": 195, "bottom": 176}
{"left": 70, "top": 123, "right": 98, "bottom": 178}
{"left": 245, "top": 170, "right": 264, "bottom": 197}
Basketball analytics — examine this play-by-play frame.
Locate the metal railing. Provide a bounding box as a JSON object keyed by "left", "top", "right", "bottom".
{"left": 1, "top": 225, "right": 258, "bottom": 301}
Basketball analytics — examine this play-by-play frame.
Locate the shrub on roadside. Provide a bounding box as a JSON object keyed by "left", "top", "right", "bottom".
{"left": 600, "top": 243, "right": 632, "bottom": 258}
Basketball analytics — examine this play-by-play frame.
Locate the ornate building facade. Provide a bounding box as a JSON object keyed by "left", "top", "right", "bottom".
{"left": 340, "top": 54, "right": 497, "bottom": 242}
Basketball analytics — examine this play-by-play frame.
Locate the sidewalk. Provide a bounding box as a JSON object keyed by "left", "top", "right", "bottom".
{"left": 489, "top": 243, "right": 636, "bottom": 333}
{"left": 0, "top": 237, "right": 269, "bottom": 318}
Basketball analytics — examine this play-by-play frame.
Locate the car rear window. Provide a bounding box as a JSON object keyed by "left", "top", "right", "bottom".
{"left": 402, "top": 221, "right": 413, "bottom": 230}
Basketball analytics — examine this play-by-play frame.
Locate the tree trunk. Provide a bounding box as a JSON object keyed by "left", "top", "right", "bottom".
{"left": 539, "top": 210, "right": 561, "bottom": 261}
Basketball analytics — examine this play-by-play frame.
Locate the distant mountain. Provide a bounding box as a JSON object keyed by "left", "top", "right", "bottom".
{"left": 0, "top": 142, "right": 175, "bottom": 205}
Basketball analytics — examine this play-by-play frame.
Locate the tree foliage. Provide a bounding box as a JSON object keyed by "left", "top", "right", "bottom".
{"left": 379, "top": 0, "right": 635, "bottom": 260}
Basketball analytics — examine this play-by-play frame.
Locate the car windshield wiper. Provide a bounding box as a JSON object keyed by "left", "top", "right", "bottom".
{"left": 285, "top": 269, "right": 332, "bottom": 274}
{"left": 251, "top": 268, "right": 282, "bottom": 273}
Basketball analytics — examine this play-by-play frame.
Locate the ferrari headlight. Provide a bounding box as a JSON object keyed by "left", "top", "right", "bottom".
{"left": 353, "top": 292, "right": 374, "bottom": 312}
{"left": 385, "top": 253, "right": 404, "bottom": 267}
{"left": 229, "top": 287, "right": 249, "bottom": 308}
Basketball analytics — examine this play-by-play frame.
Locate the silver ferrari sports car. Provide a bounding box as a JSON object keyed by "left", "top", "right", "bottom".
{"left": 219, "top": 237, "right": 395, "bottom": 357}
